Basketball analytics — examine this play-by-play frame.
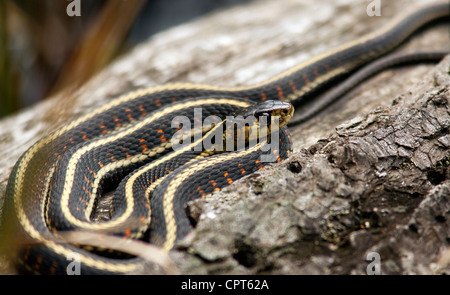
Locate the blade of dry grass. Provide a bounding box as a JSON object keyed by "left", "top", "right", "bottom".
{"left": 58, "top": 231, "right": 180, "bottom": 275}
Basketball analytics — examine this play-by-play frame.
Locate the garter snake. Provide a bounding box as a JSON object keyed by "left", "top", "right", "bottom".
{"left": 1, "top": 2, "right": 449, "bottom": 274}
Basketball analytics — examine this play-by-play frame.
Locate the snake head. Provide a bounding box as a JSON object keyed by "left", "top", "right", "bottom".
{"left": 222, "top": 100, "right": 294, "bottom": 150}
{"left": 232, "top": 100, "right": 294, "bottom": 128}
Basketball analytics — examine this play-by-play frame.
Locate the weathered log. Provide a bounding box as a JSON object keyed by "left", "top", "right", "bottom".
{"left": 0, "top": 0, "right": 448, "bottom": 274}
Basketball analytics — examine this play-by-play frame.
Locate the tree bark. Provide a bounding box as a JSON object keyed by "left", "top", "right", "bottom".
{"left": 0, "top": 0, "right": 449, "bottom": 274}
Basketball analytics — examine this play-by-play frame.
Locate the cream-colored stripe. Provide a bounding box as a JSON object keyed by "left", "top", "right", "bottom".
{"left": 121, "top": 124, "right": 227, "bottom": 236}
{"left": 83, "top": 141, "right": 171, "bottom": 221}
{"left": 161, "top": 142, "right": 264, "bottom": 252}
{"left": 285, "top": 66, "right": 352, "bottom": 102}
{"left": 15, "top": 98, "right": 249, "bottom": 274}
{"left": 16, "top": 186, "right": 142, "bottom": 273}
{"left": 14, "top": 1, "right": 440, "bottom": 228}
{"left": 59, "top": 98, "right": 250, "bottom": 229}
{"left": 13, "top": 1, "right": 444, "bottom": 273}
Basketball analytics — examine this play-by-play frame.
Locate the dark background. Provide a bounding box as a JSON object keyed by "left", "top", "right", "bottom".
{"left": 0, "top": 0, "right": 251, "bottom": 118}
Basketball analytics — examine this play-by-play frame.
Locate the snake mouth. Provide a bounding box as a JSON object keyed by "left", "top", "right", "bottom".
{"left": 276, "top": 104, "right": 294, "bottom": 128}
